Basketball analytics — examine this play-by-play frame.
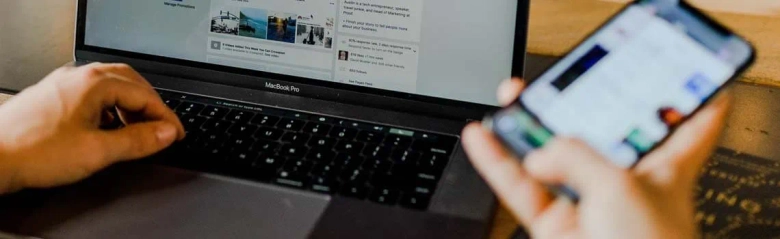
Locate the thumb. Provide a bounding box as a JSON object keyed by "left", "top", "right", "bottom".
{"left": 98, "top": 121, "right": 179, "bottom": 162}
{"left": 524, "top": 138, "right": 629, "bottom": 196}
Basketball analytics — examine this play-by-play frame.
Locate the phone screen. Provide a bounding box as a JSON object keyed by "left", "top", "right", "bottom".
{"left": 492, "top": 1, "right": 754, "bottom": 168}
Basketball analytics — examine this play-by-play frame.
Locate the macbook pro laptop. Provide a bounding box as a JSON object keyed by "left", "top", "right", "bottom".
{"left": 1, "top": 0, "right": 530, "bottom": 238}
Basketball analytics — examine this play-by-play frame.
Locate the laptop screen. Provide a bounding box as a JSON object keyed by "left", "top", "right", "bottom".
{"left": 83, "top": 0, "right": 521, "bottom": 106}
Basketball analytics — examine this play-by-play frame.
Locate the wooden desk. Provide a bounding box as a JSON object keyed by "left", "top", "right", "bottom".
{"left": 527, "top": 0, "right": 780, "bottom": 86}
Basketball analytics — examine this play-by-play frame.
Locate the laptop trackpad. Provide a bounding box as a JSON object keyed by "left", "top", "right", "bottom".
{"left": 6, "top": 164, "right": 330, "bottom": 239}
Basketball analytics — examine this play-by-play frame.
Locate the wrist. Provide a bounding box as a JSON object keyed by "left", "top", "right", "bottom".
{"left": 0, "top": 144, "right": 21, "bottom": 195}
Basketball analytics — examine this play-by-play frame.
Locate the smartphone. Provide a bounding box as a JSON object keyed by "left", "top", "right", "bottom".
{"left": 487, "top": 0, "right": 755, "bottom": 194}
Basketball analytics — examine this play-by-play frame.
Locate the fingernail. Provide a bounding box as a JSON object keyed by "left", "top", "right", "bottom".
{"left": 156, "top": 124, "right": 177, "bottom": 143}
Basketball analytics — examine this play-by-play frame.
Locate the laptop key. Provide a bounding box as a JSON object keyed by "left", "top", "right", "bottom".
{"left": 252, "top": 154, "right": 285, "bottom": 178}
{"left": 340, "top": 168, "right": 369, "bottom": 183}
{"left": 229, "top": 151, "right": 259, "bottom": 166}
{"left": 310, "top": 115, "right": 333, "bottom": 124}
{"left": 411, "top": 137, "right": 457, "bottom": 155}
{"left": 311, "top": 163, "right": 339, "bottom": 178}
{"left": 275, "top": 170, "right": 307, "bottom": 189}
{"left": 278, "top": 118, "right": 306, "bottom": 131}
{"left": 203, "top": 145, "right": 229, "bottom": 161}
{"left": 384, "top": 135, "right": 413, "bottom": 148}
{"left": 201, "top": 106, "right": 230, "bottom": 119}
{"left": 334, "top": 141, "right": 364, "bottom": 154}
{"left": 226, "top": 110, "right": 255, "bottom": 123}
{"left": 368, "top": 188, "right": 399, "bottom": 205}
{"left": 227, "top": 124, "right": 258, "bottom": 137}
{"left": 329, "top": 127, "right": 357, "bottom": 141}
{"left": 390, "top": 149, "right": 421, "bottom": 166}
{"left": 181, "top": 115, "right": 207, "bottom": 131}
{"left": 308, "top": 136, "right": 336, "bottom": 149}
{"left": 251, "top": 114, "right": 280, "bottom": 127}
{"left": 252, "top": 140, "right": 279, "bottom": 153}
{"left": 164, "top": 99, "right": 181, "bottom": 109}
{"left": 281, "top": 132, "right": 311, "bottom": 146}
{"left": 255, "top": 127, "right": 284, "bottom": 141}
{"left": 363, "top": 158, "right": 393, "bottom": 172}
{"left": 280, "top": 144, "right": 308, "bottom": 158}
{"left": 306, "top": 149, "right": 336, "bottom": 163}
{"left": 356, "top": 131, "right": 385, "bottom": 144}
{"left": 388, "top": 166, "right": 415, "bottom": 190}
{"left": 226, "top": 136, "right": 255, "bottom": 151}
{"left": 407, "top": 183, "right": 436, "bottom": 199}
{"left": 284, "top": 159, "right": 312, "bottom": 173}
{"left": 180, "top": 103, "right": 205, "bottom": 115}
{"left": 363, "top": 144, "right": 392, "bottom": 159}
{"left": 412, "top": 170, "right": 441, "bottom": 188}
{"left": 197, "top": 133, "right": 227, "bottom": 147}
{"left": 201, "top": 119, "right": 233, "bottom": 133}
{"left": 310, "top": 175, "right": 339, "bottom": 194}
{"left": 336, "top": 120, "right": 364, "bottom": 130}
{"left": 418, "top": 153, "right": 449, "bottom": 173}
{"left": 332, "top": 153, "right": 365, "bottom": 171}
{"left": 287, "top": 112, "right": 310, "bottom": 120}
{"left": 372, "top": 165, "right": 402, "bottom": 184}
{"left": 175, "top": 111, "right": 187, "bottom": 119}
{"left": 303, "top": 122, "right": 332, "bottom": 136}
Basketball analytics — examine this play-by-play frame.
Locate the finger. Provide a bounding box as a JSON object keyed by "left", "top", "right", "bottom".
{"left": 88, "top": 63, "right": 154, "bottom": 89}
{"left": 461, "top": 123, "right": 553, "bottom": 225}
{"left": 88, "top": 64, "right": 167, "bottom": 125}
{"left": 92, "top": 78, "right": 184, "bottom": 140}
{"left": 497, "top": 78, "right": 525, "bottom": 106}
{"left": 637, "top": 91, "right": 731, "bottom": 188}
{"left": 529, "top": 197, "right": 577, "bottom": 239}
{"left": 96, "top": 121, "right": 179, "bottom": 162}
{"left": 525, "top": 138, "right": 628, "bottom": 195}
{"left": 100, "top": 109, "right": 117, "bottom": 127}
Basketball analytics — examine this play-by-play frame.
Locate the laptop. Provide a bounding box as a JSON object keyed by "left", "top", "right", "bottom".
{"left": 1, "top": 0, "right": 529, "bottom": 238}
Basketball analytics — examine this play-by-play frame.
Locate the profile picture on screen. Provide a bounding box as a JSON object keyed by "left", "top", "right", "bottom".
{"left": 338, "top": 50, "right": 349, "bottom": 61}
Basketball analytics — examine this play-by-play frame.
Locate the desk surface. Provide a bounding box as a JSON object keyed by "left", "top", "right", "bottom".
{"left": 529, "top": 1, "right": 780, "bottom": 87}
{"left": 2, "top": 1, "right": 780, "bottom": 238}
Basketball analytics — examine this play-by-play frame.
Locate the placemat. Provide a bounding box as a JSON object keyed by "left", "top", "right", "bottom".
{"left": 698, "top": 148, "right": 780, "bottom": 238}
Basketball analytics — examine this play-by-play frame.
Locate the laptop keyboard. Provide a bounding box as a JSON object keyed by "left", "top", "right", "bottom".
{"left": 156, "top": 90, "right": 459, "bottom": 210}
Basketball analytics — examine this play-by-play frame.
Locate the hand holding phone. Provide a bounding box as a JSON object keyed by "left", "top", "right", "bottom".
{"left": 463, "top": 1, "right": 753, "bottom": 237}
{"left": 462, "top": 77, "right": 730, "bottom": 239}
{"left": 489, "top": 1, "right": 753, "bottom": 198}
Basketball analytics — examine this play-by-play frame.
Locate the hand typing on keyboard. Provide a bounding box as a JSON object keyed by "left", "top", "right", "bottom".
{"left": 0, "top": 63, "right": 459, "bottom": 211}
{"left": 461, "top": 78, "right": 731, "bottom": 239}
{"left": 0, "top": 63, "right": 184, "bottom": 194}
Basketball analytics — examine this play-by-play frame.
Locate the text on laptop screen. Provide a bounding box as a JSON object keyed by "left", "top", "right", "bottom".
{"left": 84, "top": 0, "right": 520, "bottom": 106}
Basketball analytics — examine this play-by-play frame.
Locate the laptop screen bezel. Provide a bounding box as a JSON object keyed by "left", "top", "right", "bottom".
{"left": 74, "top": 0, "right": 530, "bottom": 118}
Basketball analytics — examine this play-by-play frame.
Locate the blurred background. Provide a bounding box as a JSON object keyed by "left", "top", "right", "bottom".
{"left": 530, "top": 1, "right": 780, "bottom": 86}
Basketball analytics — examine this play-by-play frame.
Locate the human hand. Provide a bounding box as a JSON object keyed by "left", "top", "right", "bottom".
{"left": 0, "top": 63, "right": 185, "bottom": 194}
{"left": 462, "top": 78, "right": 730, "bottom": 239}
